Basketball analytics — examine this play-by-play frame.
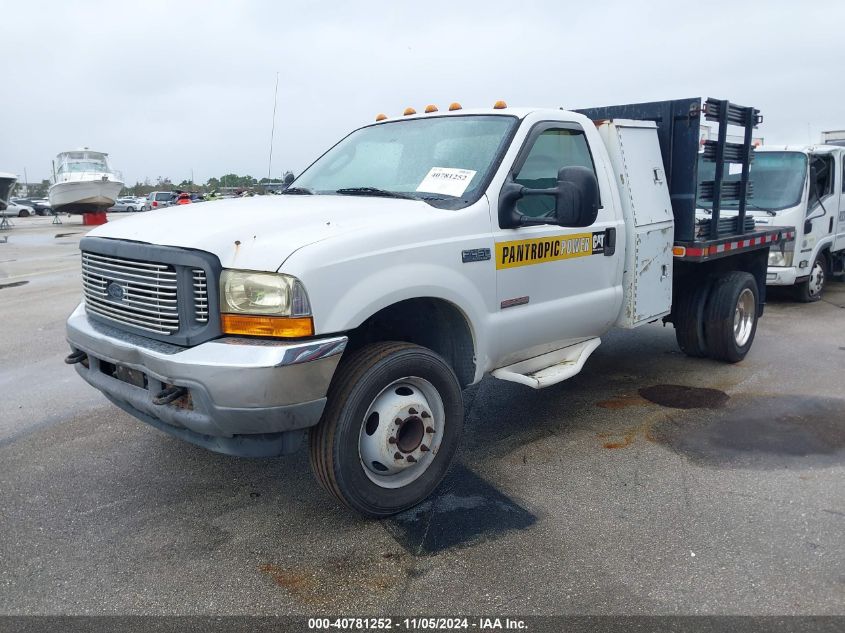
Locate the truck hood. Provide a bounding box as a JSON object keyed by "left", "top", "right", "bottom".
{"left": 88, "top": 195, "right": 439, "bottom": 270}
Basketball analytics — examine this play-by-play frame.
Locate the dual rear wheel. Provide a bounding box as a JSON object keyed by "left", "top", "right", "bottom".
{"left": 674, "top": 271, "right": 759, "bottom": 363}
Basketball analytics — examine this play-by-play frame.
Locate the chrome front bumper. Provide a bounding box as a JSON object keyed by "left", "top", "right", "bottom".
{"left": 66, "top": 302, "right": 347, "bottom": 456}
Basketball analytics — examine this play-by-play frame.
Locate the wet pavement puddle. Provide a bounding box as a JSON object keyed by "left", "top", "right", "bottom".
{"left": 0, "top": 280, "right": 29, "bottom": 290}
{"left": 383, "top": 463, "right": 536, "bottom": 556}
{"left": 651, "top": 395, "right": 845, "bottom": 468}
{"left": 638, "top": 384, "right": 729, "bottom": 409}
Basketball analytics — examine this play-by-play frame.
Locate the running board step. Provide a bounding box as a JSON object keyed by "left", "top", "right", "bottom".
{"left": 491, "top": 338, "right": 601, "bottom": 389}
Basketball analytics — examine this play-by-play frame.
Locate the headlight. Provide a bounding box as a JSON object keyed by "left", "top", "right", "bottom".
{"left": 768, "top": 238, "right": 795, "bottom": 268}
{"left": 220, "top": 270, "right": 311, "bottom": 316}
{"left": 220, "top": 270, "right": 313, "bottom": 338}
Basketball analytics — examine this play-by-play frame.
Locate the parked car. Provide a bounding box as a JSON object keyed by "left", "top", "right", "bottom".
{"left": 11, "top": 197, "right": 51, "bottom": 216}
{"left": 3, "top": 201, "right": 35, "bottom": 217}
{"left": 146, "top": 191, "right": 175, "bottom": 209}
{"left": 109, "top": 197, "right": 146, "bottom": 213}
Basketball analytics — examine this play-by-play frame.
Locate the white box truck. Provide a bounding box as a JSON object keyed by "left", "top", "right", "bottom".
{"left": 699, "top": 137, "right": 845, "bottom": 301}
{"left": 65, "top": 97, "right": 790, "bottom": 516}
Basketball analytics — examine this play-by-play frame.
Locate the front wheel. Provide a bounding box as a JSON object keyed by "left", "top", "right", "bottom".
{"left": 126, "top": 206, "right": 135, "bottom": 213}
{"left": 704, "top": 271, "right": 759, "bottom": 363}
{"left": 309, "top": 342, "right": 463, "bottom": 517}
{"left": 18, "top": 209, "right": 30, "bottom": 218}
{"left": 794, "top": 253, "right": 826, "bottom": 302}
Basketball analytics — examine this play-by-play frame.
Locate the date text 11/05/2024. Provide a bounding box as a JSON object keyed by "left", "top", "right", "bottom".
{"left": 307, "top": 617, "right": 529, "bottom": 630}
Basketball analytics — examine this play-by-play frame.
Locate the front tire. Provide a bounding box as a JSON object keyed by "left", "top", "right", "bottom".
{"left": 126, "top": 206, "right": 135, "bottom": 213}
{"left": 309, "top": 342, "right": 463, "bottom": 517}
{"left": 794, "top": 253, "right": 826, "bottom": 302}
{"left": 18, "top": 209, "right": 30, "bottom": 218}
{"left": 703, "top": 271, "right": 759, "bottom": 363}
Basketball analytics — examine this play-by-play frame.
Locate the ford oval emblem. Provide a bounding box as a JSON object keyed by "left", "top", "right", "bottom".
{"left": 106, "top": 282, "right": 125, "bottom": 301}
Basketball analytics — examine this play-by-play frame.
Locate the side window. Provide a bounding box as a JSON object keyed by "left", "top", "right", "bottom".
{"left": 514, "top": 128, "right": 596, "bottom": 218}
{"left": 811, "top": 154, "right": 834, "bottom": 199}
{"left": 841, "top": 158, "right": 844, "bottom": 193}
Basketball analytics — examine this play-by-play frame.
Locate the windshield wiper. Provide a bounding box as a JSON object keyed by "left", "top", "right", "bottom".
{"left": 746, "top": 202, "right": 777, "bottom": 216}
{"left": 334, "top": 187, "right": 415, "bottom": 200}
{"left": 281, "top": 187, "right": 313, "bottom": 195}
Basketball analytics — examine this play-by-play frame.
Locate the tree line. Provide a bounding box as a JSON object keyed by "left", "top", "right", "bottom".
{"left": 15, "top": 171, "right": 295, "bottom": 199}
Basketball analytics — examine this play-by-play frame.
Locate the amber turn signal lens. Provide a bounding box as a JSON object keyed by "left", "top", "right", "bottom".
{"left": 448, "top": 102, "right": 462, "bottom": 111}
{"left": 375, "top": 113, "right": 387, "bottom": 121}
{"left": 403, "top": 107, "right": 416, "bottom": 116}
{"left": 493, "top": 100, "right": 507, "bottom": 109}
{"left": 221, "top": 314, "right": 314, "bottom": 338}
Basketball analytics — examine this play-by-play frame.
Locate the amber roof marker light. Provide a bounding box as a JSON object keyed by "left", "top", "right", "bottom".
{"left": 403, "top": 107, "right": 416, "bottom": 116}
{"left": 375, "top": 113, "right": 387, "bottom": 121}
{"left": 424, "top": 104, "right": 438, "bottom": 113}
{"left": 448, "top": 102, "right": 462, "bottom": 111}
{"left": 493, "top": 100, "right": 507, "bottom": 109}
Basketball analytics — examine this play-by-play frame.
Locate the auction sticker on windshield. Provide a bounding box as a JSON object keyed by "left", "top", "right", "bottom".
{"left": 416, "top": 167, "right": 477, "bottom": 197}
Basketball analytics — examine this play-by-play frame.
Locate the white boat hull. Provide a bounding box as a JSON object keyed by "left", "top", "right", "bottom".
{"left": 49, "top": 179, "right": 124, "bottom": 213}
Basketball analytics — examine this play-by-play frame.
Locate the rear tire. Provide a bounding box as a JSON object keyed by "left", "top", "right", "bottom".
{"left": 126, "top": 206, "right": 135, "bottom": 213}
{"left": 703, "top": 271, "right": 759, "bottom": 363}
{"left": 18, "top": 209, "right": 30, "bottom": 218}
{"left": 309, "top": 342, "right": 463, "bottom": 517}
{"left": 794, "top": 253, "right": 826, "bottom": 302}
{"left": 673, "top": 280, "right": 711, "bottom": 357}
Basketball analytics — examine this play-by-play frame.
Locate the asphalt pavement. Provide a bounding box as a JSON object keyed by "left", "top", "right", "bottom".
{"left": 0, "top": 215, "right": 843, "bottom": 616}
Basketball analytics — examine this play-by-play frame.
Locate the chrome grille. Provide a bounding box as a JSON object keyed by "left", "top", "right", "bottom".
{"left": 192, "top": 269, "right": 208, "bottom": 323}
{"left": 81, "top": 252, "right": 180, "bottom": 335}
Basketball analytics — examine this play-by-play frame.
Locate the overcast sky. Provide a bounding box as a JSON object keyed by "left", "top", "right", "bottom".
{"left": 1, "top": 0, "right": 842, "bottom": 185}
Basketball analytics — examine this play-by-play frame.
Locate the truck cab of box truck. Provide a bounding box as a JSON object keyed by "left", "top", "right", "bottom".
{"left": 66, "top": 100, "right": 782, "bottom": 516}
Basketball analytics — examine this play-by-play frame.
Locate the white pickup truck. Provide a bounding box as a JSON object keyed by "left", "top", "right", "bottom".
{"left": 66, "top": 97, "right": 788, "bottom": 516}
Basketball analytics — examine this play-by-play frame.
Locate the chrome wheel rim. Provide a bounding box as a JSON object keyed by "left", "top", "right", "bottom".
{"left": 358, "top": 376, "right": 445, "bottom": 489}
{"left": 733, "top": 288, "right": 755, "bottom": 347}
{"left": 808, "top": 260, "right": 825, "bottom": 297}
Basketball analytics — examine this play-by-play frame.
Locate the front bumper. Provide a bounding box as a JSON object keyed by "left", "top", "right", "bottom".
{"left": 766, "top": 266, "right": 808, "bottom": 286}
{"left": 66, "top": 302, "right": 347, "bottom": 456}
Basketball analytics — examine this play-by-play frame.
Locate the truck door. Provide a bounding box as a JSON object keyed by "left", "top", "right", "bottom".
{"left": 834, "top": 151, "right": 845, "bottom": 253}
{"left": 491, "top": 122, "right": 623, "bottom": 365}
{"left": 804, "top": 153, "right": 837, "bottom": 264}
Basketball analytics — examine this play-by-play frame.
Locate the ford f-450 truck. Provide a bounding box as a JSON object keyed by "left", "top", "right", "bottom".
{"left": 66, "top": 98, "right": 790, "bottom": 516}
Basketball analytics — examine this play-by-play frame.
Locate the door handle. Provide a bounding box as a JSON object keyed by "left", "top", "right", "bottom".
{"left": 603, "top": 228, "right": 616, "bottom": 256}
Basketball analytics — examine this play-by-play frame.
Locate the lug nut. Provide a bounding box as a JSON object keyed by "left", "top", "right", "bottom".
{"left": 426, "top": 426, "right": 435, "bottom": 434}
{"left": 421, "top": 411, "right": 431, "bottom": 419}
{"left": 395, "top": 418, "right": 402, "bottom": 425}
{"left": 406, "top": 455, "right": 417, "bottom": 463}
{"left": 408, "top": 407, "right": 418, "bottom": 415}
{"left": 420, "top": 444, "right": 430, "bottom": 452}
{"left": 388, "top": 437, "right": 397, "bottom": 444}
{"left": 394, "top": 452, "right": 403, "bottom": 460}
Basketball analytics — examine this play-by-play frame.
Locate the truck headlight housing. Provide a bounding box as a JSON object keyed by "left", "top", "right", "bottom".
{"left": 768, "top": 237, "right": 795, "bottom": 268}
{"left": 220, "top": 270, "right": 313, "bottom": 337}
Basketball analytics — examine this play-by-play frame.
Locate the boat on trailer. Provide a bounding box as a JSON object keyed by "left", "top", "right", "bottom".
{"left": 49, "top": 149, "right": 123, "bottom": 214}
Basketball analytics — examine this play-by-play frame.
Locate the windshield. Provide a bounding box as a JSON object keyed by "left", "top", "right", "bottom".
{"left": 697, "top": 151, "right": 807, "bottom": 212}
{"left": 292, "top": 115, "right": 518, "bottom": 207}
{"left": 58, "top": 153, "right": 110, "bottom": 173}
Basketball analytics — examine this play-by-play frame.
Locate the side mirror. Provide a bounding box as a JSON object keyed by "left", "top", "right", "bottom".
{"left": 283, "top": 172, "right": 295, "bottom": 186}
{"left": 553, "top": 166, "right": 599, "bottom": 227}
{"left": 498, "top": 166, "right": 600, "bottom": 229}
